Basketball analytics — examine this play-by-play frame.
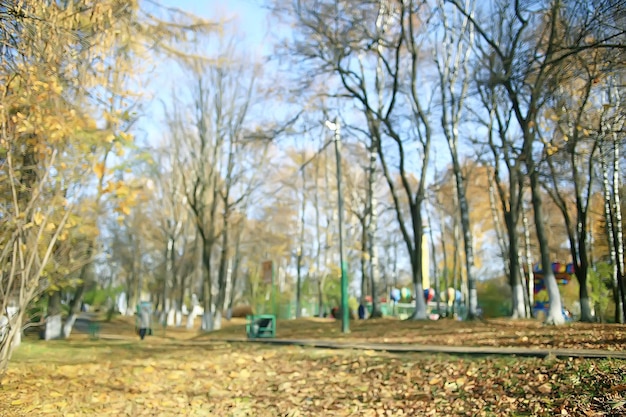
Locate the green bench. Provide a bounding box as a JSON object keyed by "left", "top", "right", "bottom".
{"left": 246, "top": 315, "right": 276, "bottom": 338}
{"left": 88, "top": 322, "right": 101, "bottom": 339}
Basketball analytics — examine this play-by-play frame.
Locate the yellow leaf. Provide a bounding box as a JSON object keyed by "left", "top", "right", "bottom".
{"left": 429, "top": 376, "right": 442, "bottom": 385}
{"left": 115, "top": 183, "right": 130, "bottom": 197}
{"left": 33, "top": 211, "right": 44, "bottom": 226}
{"left": 11, "top": 399, "right": 23, "bottom": 405}
{"left": 118, "top": 131, "right": 133, "bottom": 143}
{"left": 45, "top": 223, "right": 56, "bottom": 232}
{"left": 119, "top": 203, "right": 131, "bottom": 216}
{"left": 444, "top": 381, "right": 458, "bottom": 392}
{"left": 93, "top": 162, "right": 105, "bottom": 180}
{"left": 167, "top": 371, "right": 184, "bottom": 380}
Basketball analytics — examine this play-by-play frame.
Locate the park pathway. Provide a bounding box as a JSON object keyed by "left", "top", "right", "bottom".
{"left": 221, "top": 337, "right": 626, "bottom": 360}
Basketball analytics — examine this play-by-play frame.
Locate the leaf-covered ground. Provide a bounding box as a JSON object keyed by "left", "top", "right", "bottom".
{"left": 90, "top": 315, "right": 626, "bottom": 351}
{"left": 2, "top": 339, "right": 625, "bottom": 417}
{"left": 200, "top": 317, "right": 626, "bottom": 351}
{"left": 2, "top": 317, "right": 625, "bottom": 416}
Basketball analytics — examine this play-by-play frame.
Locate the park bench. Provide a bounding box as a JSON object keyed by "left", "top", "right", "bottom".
{"left": 246, "top": 314, "right": 276, "bottom": 339}
{"left": 88, "top": 322, "right": 101, "bottom": 340}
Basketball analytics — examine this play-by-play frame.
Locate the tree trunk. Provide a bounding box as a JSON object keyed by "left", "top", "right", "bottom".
{"left": 521, "top": 202, "right": 535, "bottom": 317}
{"left": 227, "top": 228, "right": 244, "bottom": 318}
{"left": 507, "top": 215, "right": 526, "bottom": 319}
{"left": 61, "top": 286, "right": 84, "bottom": 339}
{"left": 201, "top": 239, "right": 214, "bottom": 331}
{"left": 223, "top": 258, "right": 233, "bottom": 320}
{"left": 578, "top": 270, "right": 593, "bottom": 322}
{"left": 176, "top": 271, "right": 185, "bottom": 327}
{"left": 438, "top": 203, "right": 450, "bottom": 317}
{"left": 0, "top": 313, "right": 23, "bottom": 373}
{"left": 410, "top": 279, "right": 427, "bottom": 320}
{"left": 611, "top": 130, "right": 626, "bottom": 321}
{"left": 161, "top": 239, "right": 172, "bottom": 325}
{"left": 408, "top": 215, "right": 427, "bottom": 320}
{"left": 599, "top": 137, "right": 624, "bottom": 323}
{"left": 529, "top": 170, "right": 564, "bottom": 325}
{"left": 367, "top": 147, "right": 382, "bottom": 318}
{"left": 452, "top": 214, "right": 462, "bottom": 318}
{"left": 214, "top": 217, "right": 230, "bottom": 331}
{"left": 576, "top": 224, "right": 594, "bottom": 322}
{"left": 62, "top": 239, "right": 96, "bottom": 338}
{"left": 314, "top": 151, "right": 324, "bottom": 317}
{"left": 296, "top": 166, "right": 306, "bottom": 319}
{"left": 427, "top": 208, "right": 441, "bottom": 317}
{"left": 360, "top": 223, "right": 368, "bottom": 307}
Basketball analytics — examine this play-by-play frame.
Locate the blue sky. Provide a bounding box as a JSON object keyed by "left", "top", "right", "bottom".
{"left": 160, "top": 0, "right": 270, "bottom": 50}
{"left": 136, "top": 1, "right": 274, "bottom": 143}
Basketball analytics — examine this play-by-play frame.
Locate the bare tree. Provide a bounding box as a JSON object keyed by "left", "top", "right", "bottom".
{"left": 539, "top": 57, "right": 608, "bottom": 322}
{"left": 271, "top": 0, "right": 446, "bottom": 319}
{"left": 434, "top": 0, "right": 480, "bottom": 318}
{"left": 597, "top": 82, "right": 625, "bottom": 322}
{"left": 449, "top": 0, "right": 625, "bottom": 323}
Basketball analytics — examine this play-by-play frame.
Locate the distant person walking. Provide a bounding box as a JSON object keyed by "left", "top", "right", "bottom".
{"left": 138, "top": 303, "right": 151, "bottom": 340}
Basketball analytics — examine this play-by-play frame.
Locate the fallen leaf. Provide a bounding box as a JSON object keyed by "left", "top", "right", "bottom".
{"left": 538, "top": 383, "right": 552, "bottom": 394}
{"left": 444, "top": 382, "right": 458, "bottom": 392}
{"left": 429, "top": 377, "right": 442, "bottom": 385}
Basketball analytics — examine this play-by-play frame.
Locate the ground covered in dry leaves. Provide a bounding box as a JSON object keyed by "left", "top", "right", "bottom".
{"left": 1, "top": 318, "right": 625, "bottom": 416}
{"left": 202, "top": 317, "right": 626, "bottom": 351}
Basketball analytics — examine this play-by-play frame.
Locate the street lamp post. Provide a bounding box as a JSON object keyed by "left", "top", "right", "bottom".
{"left": 325, "top": 118, "right": 349, "bottom": 333}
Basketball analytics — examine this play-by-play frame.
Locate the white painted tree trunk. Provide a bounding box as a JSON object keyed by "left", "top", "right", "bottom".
{"left": 511, "top": 283, "right": 526, "bottom": 319}
{"left": 213, "top": 310, "right": 222, "bottom": 331}
{"left": 166, "top": 309, "right": 176, "bottom": 327}
{"left": 201, "top": 311, "right": 213, "bottom": 332}
{"left": 186, "top": 312, "right": 197, "bottom": 330}
{"left": 580, "top": 296, "right": 593, "bottom": 322}
{"left": 0, "top": 314, "right": 22, "bottom": 372}
{"left": 411, "top": 281, "right": 428, "bottom": 320}
{"left": 12, "top": 327, "right": 21, "bottom": 349}
{"left": 543, "top": 270, "right": 565, "bottom": 325}
{"left": 175, "top": 310, "right": 183, "bottom": 327}
{"left": 62, "top": 314, "right": 78, "bottom": 339}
